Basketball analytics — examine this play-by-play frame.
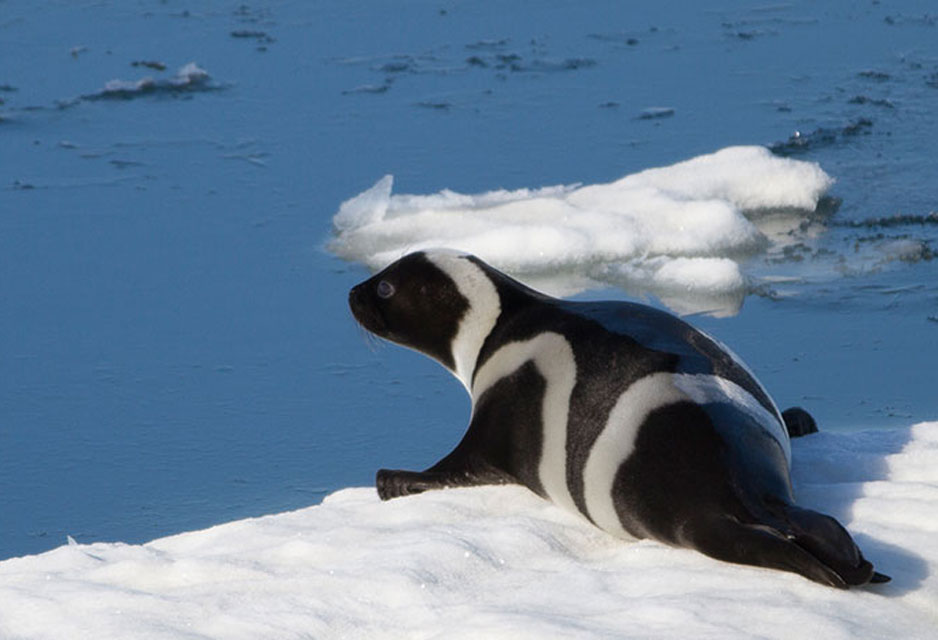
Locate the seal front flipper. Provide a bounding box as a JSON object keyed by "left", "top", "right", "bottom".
{"left": 782, "top": 406, "right": 818, "bottom": 437}
{"left": 376, "top": 465, "right": 515, "bottom": 501}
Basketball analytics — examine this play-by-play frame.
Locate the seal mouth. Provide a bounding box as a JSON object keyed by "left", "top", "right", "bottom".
{"left": 348, "top": 283, "right": 389, "bottom": 337}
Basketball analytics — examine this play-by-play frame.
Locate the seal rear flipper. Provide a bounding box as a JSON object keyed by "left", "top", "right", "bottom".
{"left": 684, "top": 515, "right": 849, "bottom": 588}
{"left": 782, "top": 505, "right": 883, "bottom": 586}
{"left": 782, "top": 407, "right": 818, "bottom": 438}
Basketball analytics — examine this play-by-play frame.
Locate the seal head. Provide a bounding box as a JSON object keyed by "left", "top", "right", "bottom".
{"left": 349, "top": 251, "right": 471, "bottom": 372}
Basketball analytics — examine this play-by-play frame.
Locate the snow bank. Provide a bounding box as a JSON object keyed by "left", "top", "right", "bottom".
{"left": 1, "top": 423, "right": 936, "bottom": 639}
{"left": 329, "top": 146, "right": 832, "bottom": 314}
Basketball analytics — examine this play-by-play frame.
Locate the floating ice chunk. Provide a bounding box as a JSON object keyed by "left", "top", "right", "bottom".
{"left": 102, "top": 76, "right": 156, "bottom": 94}
{"left": 600, "top": 256, "right": 747, "bottom": 317}
{"left": 329, "top": 146, "right": 832, "bottom": 314}
{"left": 610, "top": 145, "right": 833, "bottom": 211}
{"left": 637, "top": 106, "right": 675, "bottom": 119}
{"left": 662, "top": 257, "right": 745, "bottom": 291}
{"left": 878, "top": 238, "right": 931, "bottom": 264}
{"left": 173, "top": 62, "right": 209, "bottom": 86}
{"left": 334, "top": 174, "right": 393, "bottom": 231}
{"left": 84, "top": 62, "right": 217, "bottom": 101}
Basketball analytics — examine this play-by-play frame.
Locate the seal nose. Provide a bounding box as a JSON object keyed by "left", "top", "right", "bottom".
{"left": 348, "top": 282, "right": 387, "bottom": 335}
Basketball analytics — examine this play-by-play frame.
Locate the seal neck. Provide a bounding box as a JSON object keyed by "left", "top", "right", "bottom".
{"left": 429, "top": 256, "right": 502, "bottom": 392}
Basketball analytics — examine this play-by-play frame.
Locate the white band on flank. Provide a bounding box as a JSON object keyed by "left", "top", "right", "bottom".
{"left": 581, "top": 373, "right": 685, "bottom": 539}
{"left": 697, "top": 328, "right": 786, "bottom": 426}
{"left": 582, "top": 372, "right": 790, "bottom": 540}
{"left": 427, "top": 251, "right": 501, "bottom": 391}
{"left": 472, "top": 333, "right": 578, "bottom": 514}
{"left": 670, "top": 373, "right": 790, "bottom": 465}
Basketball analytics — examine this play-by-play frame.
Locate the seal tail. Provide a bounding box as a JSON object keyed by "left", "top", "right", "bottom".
{"left": 782, "top": 505, "right": 890, "bottom": 586}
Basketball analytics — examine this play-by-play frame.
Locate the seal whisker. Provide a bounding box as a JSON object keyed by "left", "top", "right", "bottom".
{"left": 352, "top": 316, "right": 383, "bottom": 352}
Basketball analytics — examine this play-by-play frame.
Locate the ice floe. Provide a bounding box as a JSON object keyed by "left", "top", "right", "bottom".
{"left": 329, "top": 146, "right": 832, "bottom": 315}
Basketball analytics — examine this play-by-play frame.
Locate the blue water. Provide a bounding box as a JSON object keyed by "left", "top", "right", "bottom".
{"left": 2, "top": 0, "right": 936, "bottom": 560}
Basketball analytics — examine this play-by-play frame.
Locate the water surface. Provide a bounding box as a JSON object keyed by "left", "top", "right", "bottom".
{"left": 1, "top": 0, "right": 936, "bottom": 559}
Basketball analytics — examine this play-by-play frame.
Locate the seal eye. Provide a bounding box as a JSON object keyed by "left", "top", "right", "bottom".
{"left": 376, "top": 280, "right": 395, "bottom": 299}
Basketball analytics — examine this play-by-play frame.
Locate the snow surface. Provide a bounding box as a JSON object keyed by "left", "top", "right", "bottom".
{"left": 2, "top": 423, "right": 936, "bottom": 640}
{"left": 329, "top": 146, "right": 832, "bottom": 314}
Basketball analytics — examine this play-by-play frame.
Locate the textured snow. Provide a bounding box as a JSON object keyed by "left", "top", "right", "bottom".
{"left": 1, "top": 423, "right": 936, "bottom": 640}
{"left": 329, "top": 146, "right": 832, "bottom": 314}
